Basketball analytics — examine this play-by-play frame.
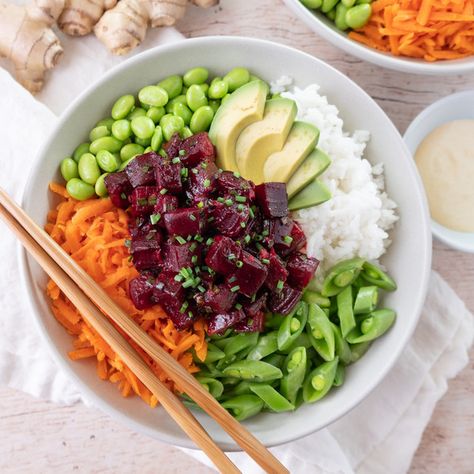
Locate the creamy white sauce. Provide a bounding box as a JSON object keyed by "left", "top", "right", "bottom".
{"left": 415, "top": 120, "right": 474, "bottom": 233}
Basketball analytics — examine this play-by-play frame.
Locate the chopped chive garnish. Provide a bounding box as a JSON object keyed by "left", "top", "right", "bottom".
{"left": 248, "top": 318, "right": 254, "bottom": 326}
{"left": 124, "top": 239, "right": 131, "bottom": 248}
{"left": 189, "top": 214, "right": 197, "bottom": 221}
{"left": 195, "top": 235, "right": 204, "bottom": 243}
{"left": 233, "top": 171, "right": 241, "bottom": 178}
{"left": 180, "top": 268, "right": 190, "bottom": 278}
{"left": 189, "top": 242, "right": 197, "bottom": 251}
{"left": 262, "top": 230, "right": 269, "bottom": 236}
{"left": 225, "top": 198, "right": 233, "bottom": 206}
{"left": 160, "top": 188, "right": 168, "bottom": 195}
{"left": 217, "top": 197, "right": 225, "bottom": 203}
{"left": 284, "top": 235, "right": 293, "bottom": 244}
{"left": 174, "top": 274, "right": 183, "bottom": 282}
{"left": 229, "top": 276, "right": 237, "bottom": 283}
{"left": 240, "top": 222, "right": 246, "bottom": 228}
{"left": 181, "top": 168, "right": 188, "bottom": 178}
{"left": 198, "top": 285, "right": 206, "bottom": 293}
{"left": 172, "top": 157, "right": 180, "bottom": 164}
{"left": 179, "top": 301, "right": 189, "bottom": 313}
{"left": 194, "top": 276, "right": 201, "bottom": 285}
{"left": 244, "top": 235, "right": 251, "bottom": 244}
{"left": 203, "top": 178, "right": 210, "bottom": 187}
{"left": 179, "top": 149, "right": 186, "bottom": 156}
{"left": 227, "top": 253, "right": 236, "bottom": 261}
{"left": 182, "top": 279, "right": 195, "bottom": 288}
{"left": 206, "top": 237, "right": 214, "bottom": 245}
{"left": 208, "top": 216, "right": 215, "bottom": 222}
{"left": 237, "top": 204, "right": 245, "bottom": 212}
{"left": 120, "top": 192, "right": 127, "bottom": 200}
{"left": 230, "top": 285, "right": 240, "bottom": 292}
{"left": 235, "top": 195, "right": 246, "bottom": 203}
{"left": 197, "top": 201, "right": 204, "bottom": 208}
{"left": 236, "top": 260, "right": 243, "bottom": 268}
{"left": 176, "top": 236, "right": 186, "bottom": 244}
{"left": 192, "top": 168, "right": 198, "bottom": 174}
{"left": 262, "top": 258, "right": 270, "bottom": 264}
{"left": 251, "top": 294, "right": 257, "bottom": 303}
{"left": 187, "top": 234, "right": 193, "bottom": 241}
{"left": 201, "top": 162, "right": 208, "bottom": 169}
{"left": 191, "top": 255, "right": 198, "bottom": 264}
{"left": 159, "top": 149, "right": 167, "bottom": 157}
{"left": 188, "top": 311, "right": 194, "bottom": 318}
{"left": 276, "top": 280, "right": 284, "bottom": 290}
{"left": 150, "top": 213, "right": 161, "bottom": 224}
{"left": 235, "top": 303, "right": 243, "bottom": 310}
{"left": 249, "top": 207, "right": 255, "bottom": 218}
{"left": 256, "top": 243, "right": 263, "bottom": 251}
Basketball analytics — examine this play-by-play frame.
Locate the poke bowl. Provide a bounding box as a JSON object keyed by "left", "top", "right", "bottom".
{"left": 284, "top": 0, "right": 474, "bottom": 75}
{"left": 20, "top": 36, "right": 431, "bottom": 450}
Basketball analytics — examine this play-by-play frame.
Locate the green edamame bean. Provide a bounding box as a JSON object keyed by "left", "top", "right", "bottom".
{"left": 144, "top": 146, "right": 153, "bottom": 153}
{"left": 138, "top": 85, "right": 169, "bottom": 107}
{"left": 111, "top": 94, "right": 135, "bottom": 120}
{"left": 208, "top": 79, "right": 228, "bottom": 99}
{"left": 322, "top": 0, "right": 339, "bottom": 12}
{"left": 60, "top": 157, "right": 79, "bottom": 181}
{"left": 120, "top": 143, "right": 144, "bottom": 162}
{"left": 335, "top": 3, "right": 350, "bottom": 30}
{"left": 131, "top": 116, "right": 155, "bottom": 140}
{"left": 96, "top": 149, "right": 121, "bottom": 172}
{"left": 73, "top": 142, "right": 90, "bottom": 162}
{"left": 158, "top": 75, "right": 183, "bottom": 100}
{"left": 111, "top": 119, "right": 132, "bottom": 141}
{"left": 66, "top": 178, "right": 95, "bottom": 201}
{"left": 342, "top": 0, "right": 356, "bottom": 7}
{"left": 127, "top": 107, "right": 146, "bottom": 120}
{"left": 146, "top": 106, "right": 166, "bottom": 124}
{"left": 89, "top": 136, "right": 123, "bottom": 154}
{"left": 180, "top": 127, "right": 193, "bottom": 139}
{"left": 301, "top": 0, "right": 323, "bottom": 8}
{"left": 119, "top": 156, "right": 134, "bottom": 171}
{"left": 134, "top": 136, "right": 151, "bottom": 147}
{"left": 345, "top": 3, "right": 372, "bottom": 28}
{"left": 190, "top": 105, "right": 214, "bottom": 133}
{"left": 326, "top": 7, "right": 337, "bottom": 20}
{"left": 183, "top": 67, "right": 209, "bottom": 86}
{"left": 171, "top": 102, "right": 193, "bottom": 125}
{"left": 150, "top": 126, "right": 163, "bottom": 152}
{"left": 95, "top": 173, "right": 109, "bottom": 197}
{"left": 160, "top": 114, "right": 185, "bottom": 141}
{"left": 221, "top": 93, "right": 231, "bottom": 105}
{"left": 186, "top": 84, "right": 208, "bottom": 112}
{"left": 197, "top": 83, "right": 209, "bottom": 96}
{"left": 166, "top": 94, "right": 187, "bottom": 113}
{"left": 208, "top": 99, "right": 221, "bottom": 114}
{"left": 95, "top": 117, "right": 114, "bottom": 131}
{"left": 356, "top": 0, "right": 372, "bottom": 4}
{"left": 78, "top": 153, "right": 101, "bottom": 185}
{"left": 223, "top": 67, "right": 250, "bottom": 92}
{"left": 89, "top": 125, "right": 110, "bottom": 142}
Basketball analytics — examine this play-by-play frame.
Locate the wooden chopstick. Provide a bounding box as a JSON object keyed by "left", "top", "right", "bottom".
{"left": 0, "top": 200, "right": 240, "bottom": 474}
{"left": 0, "top": 188, "right": 288, "bottom": 474}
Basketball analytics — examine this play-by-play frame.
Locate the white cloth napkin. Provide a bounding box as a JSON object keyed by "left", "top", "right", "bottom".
{"left": 0, "top": 28, "right": 473, "bottom": 474}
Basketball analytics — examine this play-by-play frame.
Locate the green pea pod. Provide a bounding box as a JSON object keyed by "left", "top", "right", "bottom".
{"left": 280, "top": 346, "right": 307, "bottom": 404}
{"left": 230, "top": 380, "right": 262, "bottom": 396}
{"left": 333, "top": 364, "right": 345, "bottom": 387}
{"left": 303, "top": 289, "right": 331, "bottom": 308}
{"left": 204, "top": 342, "right": 225, "bottom": 364}
{"left": 222, "top": 394, "right": 264, "bottom": 421}
{"left": 278, "top": 332, "right": 312, "bottom": 354}
{"left": 302, "top": 357, "right": 339, "bottom": 403}
{"left": 330, "top": 322, "right": 352, "bottom": 365}
{"left": 361, "top": 262, "right": 397, "bottom": 291}
{"left": 247, "top": 332, "right": 278, "bottom": 361}
{"left": 337, "top": 285, "right": 356, "bottom": 338}
{"left": 201, "top": 363, "right": 223, "bottom": 379}
{"left": 208, "top": 329, "right": 233, "bottom": 341}
{"left": 195, "top": 376, "right": 224, "bottom": 399}
{"left": 277, "top": 301, "right": 308, "bottom": 351}
{"left": 249, "top": 384, "right": 295, "bottom": 412}
{"left": 222, "top": 360, "right": 283, "bottom": 382}
{"left": 223, "top": 332, "right": 259, "bottom": 358}
{"left": 353, "top": 286, "right": 379, "bottom": 314}
{"left": 346, "top": 309, "right": 396, "bottom": 343}
{"left": 265, "top": 312, "right": 284, "bottom": 329}
{"left": 321, "top": 257, "right": 365, "bottom": 297}
{"left": 307, "top": 304, "right": 335, "bottom": 361}
{"left": 349, "top": 341, "right": 371, "bottom": 363}
{"left": 262, "top": 353, "right": 286, "bottom": 368}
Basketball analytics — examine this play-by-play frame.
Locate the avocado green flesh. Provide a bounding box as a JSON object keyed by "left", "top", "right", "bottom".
{"left": 287, "top": 148, "right": 331, "bottom": 199}
{"left": 209, "top": 80, "right": 269, "bottom": 172}
{"left": 288, "top": 179, "right": 331, "bottom": 211}
{"left": 235, "top": 98, "right": 297, "bottom": 184}
{"left": 263, "top": 121, "right": 319, "bottom": 183}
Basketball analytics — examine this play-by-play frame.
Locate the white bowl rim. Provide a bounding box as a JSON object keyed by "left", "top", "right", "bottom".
{"left": 19, "top": 35, "right": 432, "bottom": 449}
{"left": 283, "top": 0, "right": 474, "bottom": 75}
{"left": 404, "top": 89, "right": 474, "bottom": 253}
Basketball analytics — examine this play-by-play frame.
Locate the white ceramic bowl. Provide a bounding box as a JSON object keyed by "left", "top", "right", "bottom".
{"left": 284, "top": 0, "right": 474, "bottom": 75}
{"left": 404, "top": 90, "right": 474, "bottom": 253}
{"left": 20, "top": 36, "right": 432, "bottom": 450}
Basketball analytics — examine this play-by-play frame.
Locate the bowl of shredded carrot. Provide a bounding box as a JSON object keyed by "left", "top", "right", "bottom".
{"left": 284, "top": 0, "right": 474, "bottom": 74}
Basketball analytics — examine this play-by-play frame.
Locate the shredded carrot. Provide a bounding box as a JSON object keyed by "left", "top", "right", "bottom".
{"left": 349, "top": 0, "right": 474, "bottom": 60}
{"left": 45, "top": 186, "right": 207, "bottom": 407}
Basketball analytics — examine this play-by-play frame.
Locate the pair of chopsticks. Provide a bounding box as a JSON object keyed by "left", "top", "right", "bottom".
{"left": 0, "top": 187, "right": 288, "bottom": 474}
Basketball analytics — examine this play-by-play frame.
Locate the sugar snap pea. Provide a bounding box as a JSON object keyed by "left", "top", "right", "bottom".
{"left": 330, "top": 322, "right": 352, "bottom": 365}
{"left": 303, "top": 289, "right": 331, "bottom": 308}
{"left": 349, "top": 341, "right": 371, "bottom": 363}
{"left": 361, "top": 261, "right": 397, "bottom": 291}
{"left": 222, "top": 394, "right": 264, "bottom": 421}
{"left": 250, "top": 384, "right": 295, "bottom": 412}
{"left": 303, "top": 357, "right": 339, "bottom": 403}
{"left": 278, "top": 332, "right": 312, "bottom": 354}
{"left": 353, "top": 286, "right": 378, "bottom": 314}
{"left": 277, "top": 301, "right": 308, "bottom": 351}
{"left": 246, "top": 332, "right": 278, "bottom": 361}
{"left": 337, "top": 285, "right": 355, "bottom": 338}
{"left": 322, "top": 257, "right": 365, "bottom": 296}
{"left": 307, "top": 303, "right": 335, "bottom": 361}
{"left": 262, "top": 353, "right": 286, "bottom": 368}
{"left": 346, "top": 309, "right": 396, "bottom": 343}
{"left": 222, "top": 360, "right": 283, "bottom": 382}
{"left": 195, "top": 376, "right": 224, "bottom": 399}
{"left": 280, "top": 346, "right": 307, "bottom": 404}
{"left": 333, "top": 364, "right": 345, "bottom": 387}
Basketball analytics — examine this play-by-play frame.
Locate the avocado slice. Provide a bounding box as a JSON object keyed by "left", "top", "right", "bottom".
{"left": 210, "top": 80, "right": 269, "bottom": 172}
{"left": 235, "top": 98, "right": 297, "bottom": 184}
{"left": 288, "top": 179, "right": 331, "bottom": 211}
{"left": 263, "top": 121, "right": 319, "bottom": 183}
{"left": 287, "top": 148, "right": 331, "bottom": 198}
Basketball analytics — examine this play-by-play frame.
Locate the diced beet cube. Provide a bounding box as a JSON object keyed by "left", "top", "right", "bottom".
{"left": 186, "top": 160, "right": 218, "bottom": 202}
{"left": 154, "top": 194, "right": 179, "bottom": 215}
{"left": 130, "top": 227, "right": 162, "bottom": 254}
{"left": 268, "top": 284, "right": 302, "bottom": 315}
{"left": 234, "top": 311, "right": 265, "bottom": 333}
{"left": 255, "top": 182, "right": 288, "bottom": 218}
{"left": 162, "top": 133, "right": 183, "bottom": 159}
{"left": 241, "top": 293, "right": 267, "bottom": 318}
{"left": 261, "top": 248, "right": 288, "bottom": 291}
{"left": 155, "top": 159, "right": 182, "bottom": 194}
{"left": 209, "top": 200, "right": 250, "bottom": 238}
{"left": 163, "top": 239, "right": 201, "bottom": 273}
{"left": 286, "top": 253, "right": 319, "bottom": 290}
{"left": 153, "top": 271, "right": 185, "bottom": 308}
{"left": 104, "top": 171, "right": 132, "bottom": 209}
{"left": 129, "top": 274, "right": 156, "bottom": 310}
{"left": 167, "top": 304, "right": 195, "bottom": 330}
{"left": 133, "top": 249, "right": 162, "bottom": 272}
{"left": 287, "top": 221, "right": 307, "bottom": 254}
{"left": 163, "top": 208, "right": 204, "bottom": 237}
{"left": 202, "top": 284, "right": 237, "bottom": 314}
{"left": 264, "top": 217, "right": 296, "bottom": 257}
{"left": 207, "top": 308, "right": 246, "bottom": 335}
{"left": 130, "top": 186, "right": 160, "bottom": 217}
{"left": 216, "top": 171, "right": 255, "bottom": 201}
{"left": 226, "top": 250, "right": 268, "bottom": 297}
{"left": 125, "top": 152, "right": 159, "bottom": 188}
{"left": 205, "top": 235, "right": 242, "bottom": 275}
{"left": 179, "top": 132, "right": 215, "bottom": 167}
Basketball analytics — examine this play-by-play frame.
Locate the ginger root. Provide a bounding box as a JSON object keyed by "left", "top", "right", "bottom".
{"left": 0, "top": 0, "right": 64, "bottom": 93}
{"left": 58, "top": 0, "right": 117, "bottom": 36}
{"left": 95, "top": 0, "right": 219, "bottom": 56}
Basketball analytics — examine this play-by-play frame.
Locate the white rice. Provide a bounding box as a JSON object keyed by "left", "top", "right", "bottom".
{"left": 271, "top": 77, "right": 398, "bottom": 274}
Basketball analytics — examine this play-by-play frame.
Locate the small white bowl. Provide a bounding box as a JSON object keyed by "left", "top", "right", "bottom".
{"left": 404, "top": 90, "right": 474, "bottom": 253}
{"left": 283, "top": 0, "right": 474, "bottom": 75}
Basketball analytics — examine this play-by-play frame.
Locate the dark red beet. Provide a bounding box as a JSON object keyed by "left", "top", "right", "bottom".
{"left": 205, "top": 236, "right": 242, "bottom": 275}
{"left": 153, "top": 271, "right": 185, "bottom": 307}
{"left": 166, "top": 304, "right": 195, "bottom": 330}
{"left": 162, "top": 239, "right": 201, "bottom": 273}
{"left": 202, "top": 284, "right": 237, "bottom": 314}
{"left": 130, "top": 186, "right": 161, "bottom": 217}
{"left": 125, "top": 152, "right": 159, "bottom": 188}
{"left": 264, "top": 217, "right": 299, "bottom": 257}
{"left": 133, "top": 249, "right": 162, "bottom": 272}
{"left": 234, "top": 311, "right": 265, "bottom": 333}
{"left": 179, "top": 132, "right": 215, "bottom": 167}
{"left": 129, "top": 274, "right": 156, "bottom": 310}
{"left": 104, "top": 171, "right": 132, "bottom": 209}
{"left": 261, "top": 248, "right": 288, "bottom": 291}
{"left": 241, "top": 293, "right": 267, "bottom": 318}
{"left": 216, "top": 171, "right": 255, "bottom": 200}
{"left": 286, "top": 253, "right": 319, "bottom": 290}
{"left": 227, "top": 250, "right": 268, "bottom": 297}
{"left": 163, "top": 208, "right": 204, "bottom": 237}
{"left": 207, "top": 308, "right": 246, "bottom": 335}
{"left": 255, "top": 182, "right": 288, "bottom": 218}
{"left": 162, "top": 133, "right": 183, "bottom": 159}
{"left": 268, "top": 284, "right": 302, "bottom": 315}
{"left": 287, "top": 221, "right": 307, "bottom": 254}
{"left": 130, "top": 227, "right": 162, "bottom": 254}
{"left": 210, "top": 200, "right": 250, "bottom": 238}
{"left": 186, "top": 160, "right": 218, "bottom": 202}
{"left": 155, "top": 159, "right": 182, "bottom": 194}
